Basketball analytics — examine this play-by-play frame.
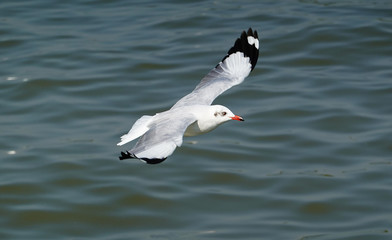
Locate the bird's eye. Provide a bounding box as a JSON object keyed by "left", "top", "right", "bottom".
{"left": 222, "top": 112, "right": 227, "bottom": 116}
{"left": 214, "top": 112, "right": 218, "bottom": 117}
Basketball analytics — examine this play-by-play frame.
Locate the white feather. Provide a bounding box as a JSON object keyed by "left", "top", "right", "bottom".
{"left": 117, "top": 115, "right": 153, "bottom": 146}
{"left": 135, "top": 141, "right": 178, "bottom": 160}
{"left": 247, "top": 36, "right": 259, "bottom": 49}
{"left": 220, "top": 52, "right": 251, "bottom": 80}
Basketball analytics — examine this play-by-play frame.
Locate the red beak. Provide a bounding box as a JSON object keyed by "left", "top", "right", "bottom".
{"left": 231, "top": 115, "right": 244, "bottom": 121}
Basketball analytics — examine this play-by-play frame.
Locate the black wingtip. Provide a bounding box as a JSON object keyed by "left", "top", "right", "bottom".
{"left": 119, "top": 151, "right": 167, "bottom": 164}
{"left": 119, "top": 151, "right": 136, "bottom": 160}
{"left": 141, "top": 157, "right": 167, "bottom": 164}
{"left": 220, "top": 28, "right": 260, "bottom": 71}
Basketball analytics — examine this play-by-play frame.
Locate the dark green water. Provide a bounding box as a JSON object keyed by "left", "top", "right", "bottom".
{"left": 1, "top": 0, "right": 391, "bottom": 239}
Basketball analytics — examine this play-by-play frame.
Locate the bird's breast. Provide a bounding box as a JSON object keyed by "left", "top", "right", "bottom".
{"left": 184, "top": 121, "right": 203, "bottom": 137}
{"left": 184, "top": 120, "right": 219, "bottom": 137}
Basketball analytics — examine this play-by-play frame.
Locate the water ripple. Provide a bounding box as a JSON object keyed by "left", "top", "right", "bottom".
{"left": 1, "top": 0, "right": 392, "bottom": 239}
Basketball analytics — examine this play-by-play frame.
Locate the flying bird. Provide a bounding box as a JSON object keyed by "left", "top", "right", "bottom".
{"left": 118, "top": 28, "right": 259, "bottom": 164}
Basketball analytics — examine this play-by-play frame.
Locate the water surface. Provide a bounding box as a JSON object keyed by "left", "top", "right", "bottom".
{"left": 1, "top": 0, "right": 391, "bottom": 239}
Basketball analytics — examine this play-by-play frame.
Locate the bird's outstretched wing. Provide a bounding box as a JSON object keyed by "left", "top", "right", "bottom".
{"left": 171, "top": 28, "right": 259, "bottom": 109}
{"left": 119, "top": 112, "right": 197, "bottom": 164}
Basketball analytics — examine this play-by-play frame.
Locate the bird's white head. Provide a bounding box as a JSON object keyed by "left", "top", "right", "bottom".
{"left": 210, "top": 105, "right": 244, "bottom": 124}
{"left": 185, "top": 105, "right": 244, "bottom": 137}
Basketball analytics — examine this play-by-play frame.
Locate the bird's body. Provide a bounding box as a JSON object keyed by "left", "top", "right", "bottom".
{"left": 118, "top": 28, "right": 259, "bottom": 164}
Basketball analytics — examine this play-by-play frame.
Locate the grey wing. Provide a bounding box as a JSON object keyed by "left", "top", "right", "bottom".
{"left": 171, "top": 28, "right": 259, "bottom": 109}
{"left": 126, "top": 112, "right": 197, "bottom": 163}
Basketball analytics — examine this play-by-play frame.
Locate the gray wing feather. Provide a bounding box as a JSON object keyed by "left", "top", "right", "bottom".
{"left": 171, "top": 53, "right": 251, "bottom": 109}
{"left": 171, "top": 28, "right": 259, "bottom": 109}
{"left": 130, "top": 112, "right": 197, "bottom": 160}
{"left": 171, "top": 68, "right": 237, "bottom": 109}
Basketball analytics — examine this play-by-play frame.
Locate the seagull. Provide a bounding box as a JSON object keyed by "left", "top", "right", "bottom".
{"left": 118, "top": 28, "right": 259, "bottom": 164}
